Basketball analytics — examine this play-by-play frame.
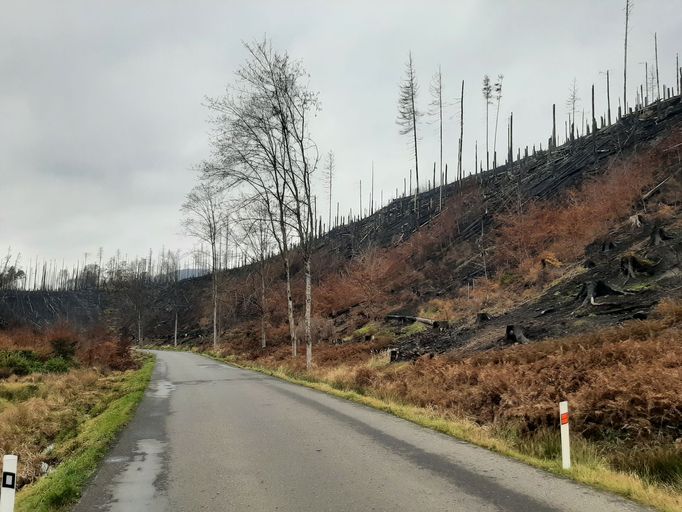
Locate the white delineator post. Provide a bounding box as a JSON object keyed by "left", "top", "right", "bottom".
{"left": 559, "top": 401, "right": 571, "bottom": 470}
{"left": 0, "top": 454, "right": 18, "bottom": 512}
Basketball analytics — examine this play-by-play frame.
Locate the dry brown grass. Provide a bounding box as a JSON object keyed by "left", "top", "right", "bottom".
{"left": 0, "top": 323, "right": 135, "bottom": 372}
{"left": 0, "top": 368, "right": 133, "bottom": 486}
{"left": 217, "top": 299, "right": 682, "bottom": 492}
{"left": 495, "top": 132, "right": 681, "bottom": 276}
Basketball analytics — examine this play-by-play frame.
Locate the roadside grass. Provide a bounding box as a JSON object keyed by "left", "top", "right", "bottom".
{"left": 194, "top": 348, "right": 682, "bottom": 512}
{"left": 12, "top": 355, "right": 154, "bottom": 512}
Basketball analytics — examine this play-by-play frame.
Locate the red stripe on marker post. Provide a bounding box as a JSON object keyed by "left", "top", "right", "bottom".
{"left": 559, "top": 401, "right": 571, "bottom": 470}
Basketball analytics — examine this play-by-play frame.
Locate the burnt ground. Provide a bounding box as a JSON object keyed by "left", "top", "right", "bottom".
{"left": 3, "top": 96, "right": 682, "bottom": 354}
{"left": 390, "top": 169, "right": 682, "bottom": 360}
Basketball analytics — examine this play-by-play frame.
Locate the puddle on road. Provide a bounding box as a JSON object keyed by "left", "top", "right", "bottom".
{"left": 109, "top": 438, "right": 168, "bottom": 512}
{"left": 150, "top": 379, "right": 175, "bottom": 398}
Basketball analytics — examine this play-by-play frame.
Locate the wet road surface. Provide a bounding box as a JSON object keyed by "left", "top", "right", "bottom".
{"left": 73, "top": 350, "right": 649, "bottom": 511}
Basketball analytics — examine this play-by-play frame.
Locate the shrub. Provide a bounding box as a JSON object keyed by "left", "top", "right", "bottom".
{"left": 0, "top": 351, "right": 42, "bottom": 376}
{"left": 44, "top": 357, "right": 72, "bottom": 374}
{"left": 49, "top": 337, "right": 78, "bottom": 359}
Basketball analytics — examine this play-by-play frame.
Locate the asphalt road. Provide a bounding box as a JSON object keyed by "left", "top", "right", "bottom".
{"left": 74, "top": 350, "right": 649, "bottom": 512}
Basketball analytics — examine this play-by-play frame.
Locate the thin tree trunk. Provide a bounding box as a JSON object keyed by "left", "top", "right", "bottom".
{"left": 623, "top": 0, "right": 630, "bottom": 110}
{"left": 284, "top": 255, "right": 296, "bottom": 356}
{"left": 411, "top": 92, "right": 419, "bottom": 220}
{"left": 212, "top": 271, "right": 218, "bottom": 348}
{"left": 458, "top": 80, "right": 464, "bottom": 187}
{"left": 260, "top": 262, "right": 267, "bottom": 349}
{"left": 137, "top": 310, "right": 142, "bottom": 347}
{"left": 655, "top": 32, "right": 661, "bottom": 100}
{"left": 493, "top": 98, "right": 501, "bottom": 164}
{"left": 304, "top": 257, "right": 312, "bottom": 370}
{"left": 438, "top": 77, "right": 443, "bottom": 210}
{"left": 607, "top": 70, "right": 612, "bottom": 125}
{"left": 486, "top": 100, "right": 490, "bottom": 172}
{"left": 174, "top": 310, "right": 178, "bottom": 348}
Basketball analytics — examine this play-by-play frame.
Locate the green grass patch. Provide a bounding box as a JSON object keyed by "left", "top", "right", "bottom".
{"left": 399, "top": 321, "right": 428, "bottom": 337}
{"left": 0, "top": 350, "right": 75, "bottom": 377}
{"left": 0, "top": 382, "right": 41, "bottom": 402}
{"left": 15, "top": 356, "right": 155, "bottom": 512}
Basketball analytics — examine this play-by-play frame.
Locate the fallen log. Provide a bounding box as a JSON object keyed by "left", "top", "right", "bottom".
{"left": 385, "top": 314, "right": 435, "bottom": 326}
{"left": 642, "top": 175, "right": 672, "bottom": 201}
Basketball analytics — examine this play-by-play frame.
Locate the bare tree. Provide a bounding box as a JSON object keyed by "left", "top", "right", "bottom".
{"left": 457, "top": 80, "right": 464, "bottom": 186}
{"left": 623, "top": 0, "right": 632, "bottom": 110}
{"left": 0, "top": 249, "right": 24, "bottom": 290}
{"left": 181, "top": 181, "right": 227, "bottom": 349}
{"left": 482, "top": 75, "right": 492, "bottom": 171}
{"left": 566, "top": 78, "right": 580, "bottom": 140}
{"left": 203, "top": 39, "right": 320, "bottom": 367}
{"left": 203, "top": 40, "right": 298, "bottom": 356}
{"left": 429, "top": 66, "right": 444, "bottom": 210}
{"left": 654, "top": 32, "right": 661, "bottom": 101}
{"left": 236, "top": 202, "right": 273, "bottom": 349}
{"left": 325, "top": 150, "right": 335, "bottom": 231}
{"left": 492, "top": 74, "right": 504, "bottom": 163}
{"left": 397, "top": 52, "right": 421, "bottom": 218}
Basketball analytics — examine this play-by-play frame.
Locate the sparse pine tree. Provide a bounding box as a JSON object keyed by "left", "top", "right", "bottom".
{"left": 492, "top": 74, "right": 504, "bottom": 163}
{"left": 482, "top": 75, "right": 493, "bottom": 171}
{"left": 397, "top": 52, "right": 422, "bottom": 219}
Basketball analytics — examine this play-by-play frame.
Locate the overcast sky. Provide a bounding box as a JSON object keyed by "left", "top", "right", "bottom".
{"left": 1, "top": 0, "right": 681, "bottom": 270}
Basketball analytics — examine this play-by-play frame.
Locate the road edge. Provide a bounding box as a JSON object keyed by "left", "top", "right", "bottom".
{"left": 185, "top": 349, "right": 672, "bottom": 512}
{"left": 14, "top": 355, "right": 156, "bottom": 512}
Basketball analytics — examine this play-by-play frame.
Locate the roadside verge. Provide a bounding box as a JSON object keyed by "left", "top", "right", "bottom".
{"left": 192, "top": 349, "right": 680, "bottom": 512}
{"left": 14, "top": 355, "right": 155, "bottom": 512}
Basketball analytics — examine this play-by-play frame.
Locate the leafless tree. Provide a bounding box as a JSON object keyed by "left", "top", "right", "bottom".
{"left": 566, "top": 78, "right": 580, "bottom": 140}
{"left": 325, "top": 150, "right": 335, "bottom": 230}
{"left": 397, "top": 52, "right": 421, "bottom": 218}
{"left": 203, "top": 41, "right": 297, "bottom": 356}
{"left": 181, "top": 181, "right": 228, "bottom": 348}
{"left": 203, "top": 39, "right": 320, "bottom": 367}
{"left": 492, "top": 74, "right": 504, "bottom": 162}
{"left": 457, "top": 80, "right": 464, "bottom": 186}
{"left": 654, "top": 32, "right": 661, "bottom": 101}
{"left": 235, "top": 202, "right": 274, "bottom": 349}
{"left": 429, "top": 66, "right": 444, "bottom": 210}
{"left": 623, "top": 0, "right": 632, "bottom": 110}
{"left": 0, "top": 249, "right": 24, "bottom": 290}
{"left": 482, "top": 75, "right": 492, "bottom": 171}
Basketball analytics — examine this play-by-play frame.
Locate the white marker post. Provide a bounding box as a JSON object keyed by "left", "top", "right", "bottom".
{"left": 559, "top": 401, "right": 571, "bottom": 470}
{"left": 0, "top": 454, "right": 18, "bottom": 512}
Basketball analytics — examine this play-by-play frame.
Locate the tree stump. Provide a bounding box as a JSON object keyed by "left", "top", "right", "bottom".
{"left": 505, "top": 325, "right": 529, "bottom": 344}
{"left": 576, "top": 280, "right": 625, "bottom": 307}
{"left": 620, "top": 254, "right": 658, "bottom": 279}
{"left": 649, "top": 226, "right": 673, "bottom": 246}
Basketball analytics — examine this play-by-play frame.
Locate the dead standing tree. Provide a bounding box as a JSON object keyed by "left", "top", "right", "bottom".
{"left": 482, "top": 75, "right": 492, "bottom": 172}
{"left": 181, "top": 181, "right": 227, "bottom": 349}
{"left": 457, "top": 80, "right": 464, "bottom": 186}
{"left": 325, "top": 150, "right": 335, "bottom": 231}
{"left": 397, "top": 52, "right": 422, "bottom": 222}
{"left": 492, "top": 74, "right": 504, "bottom": 165}
{"left": 623, "top": 0, "right": 632, "bottom": 110}
{"left": 566, "top": 78, "right": 580, "bottom": 141}
{"left": 429, "top": 65, "right": 444, "bottom": 210}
